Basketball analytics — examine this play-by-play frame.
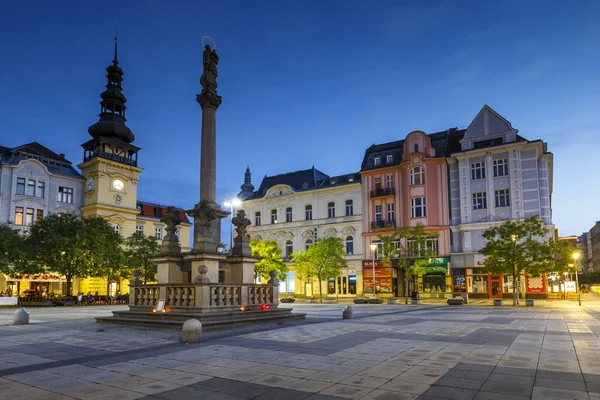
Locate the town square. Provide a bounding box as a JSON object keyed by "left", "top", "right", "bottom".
{"left": 1, "top": 1, "right": 600, "bottom": 399}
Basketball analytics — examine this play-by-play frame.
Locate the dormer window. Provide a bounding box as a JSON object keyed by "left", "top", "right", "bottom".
{"left": 386, "top": 155, "right": 393, "bottom": 163}
{"left": 414, "top": 144, "right": 419, "bottom": 153}
{"left": 374, "top": 157, "right": 381, "bottom": 166}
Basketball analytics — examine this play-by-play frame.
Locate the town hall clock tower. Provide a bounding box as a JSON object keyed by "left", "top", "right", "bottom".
{"left": 78, "top": 37, "right": 142, "bottom": 238}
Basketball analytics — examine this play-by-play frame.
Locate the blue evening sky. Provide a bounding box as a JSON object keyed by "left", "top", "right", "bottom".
{"left": 1, "top": 1, "right": 598, "bottom": 239}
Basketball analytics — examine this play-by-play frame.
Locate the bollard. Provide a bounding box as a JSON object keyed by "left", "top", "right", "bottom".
{"left": 342, "top": 306, "right": 353, "bottom": 319}
{"left": 13, "top": 308, "right": 30, "bottom": 325}
{"left": 182, "top": 318, "right": 202, "bottom": 343}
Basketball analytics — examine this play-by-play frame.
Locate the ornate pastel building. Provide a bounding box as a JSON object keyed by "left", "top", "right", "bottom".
{"left": 360, "top": 129, "right": 461, "bottom": 297}
{"left": 239, "top": 167, "right": 364, "bottom": 298}
{"left": 448, "top": 105, "right": 554, "bottom": 298}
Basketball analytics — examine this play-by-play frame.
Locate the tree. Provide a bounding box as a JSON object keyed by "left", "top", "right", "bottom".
{"left": 542, "top": 238, "right": 577, "bottom": 294}
{"left": 0, "top": 224, "right": 30, "bottom": 276}
{"left": 124, "top": 233, "right": 160, "bottom": 284}
{"left": 291, "top": 237, "right": 347, "bottom": 303}
{"left": 378, "top": 223, "right": 438, "bottom": 304}
{"left": 582, "top": 270, "right": 600, "bottom": 285}
{"left": 28, "top": 213, "right": 124, "bottom": 296}
{"left": 249, "top": 239, "right": 288, "bottom": 281}
{"left": 480, "top": 215, "right": 547, "bottom": 306}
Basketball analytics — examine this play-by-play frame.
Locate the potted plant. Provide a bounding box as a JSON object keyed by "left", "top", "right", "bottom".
{"left": 216, "top": 242, "right": 227, "bottom": 253}
{"left": 447, "top": 296, "right": 464, "bottom": 305}
{"left": 280, "top": 296, "right": 296, "bottom": 303}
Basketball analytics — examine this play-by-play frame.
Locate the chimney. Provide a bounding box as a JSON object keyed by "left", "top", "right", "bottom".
{"left": 59, "top": 153, "right": 65, "bottom": 159}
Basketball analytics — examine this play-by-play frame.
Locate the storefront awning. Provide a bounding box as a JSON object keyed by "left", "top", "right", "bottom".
{"left": 422, "top": 257, "right": 450, "bottom": 273}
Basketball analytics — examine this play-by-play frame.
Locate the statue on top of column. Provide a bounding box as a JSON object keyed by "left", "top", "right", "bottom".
{"left": 198, "top": 44, "right": 222, "bottom": 109}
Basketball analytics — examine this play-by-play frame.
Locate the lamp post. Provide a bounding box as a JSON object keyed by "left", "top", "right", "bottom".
{"left": 573, "top": 252, "right": 581, "bottom": 306}
{"left": 223, "top": 198, "right": 242, "bottom": 251}
{"left": 370, "top": 243, "right": 377, "bottom": 298}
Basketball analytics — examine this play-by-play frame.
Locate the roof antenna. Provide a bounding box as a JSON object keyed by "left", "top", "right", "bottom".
{"left": 113, "top": 21, "right": 119, "bottom": 64}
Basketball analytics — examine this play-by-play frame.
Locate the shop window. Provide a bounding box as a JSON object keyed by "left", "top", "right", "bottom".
{"left": 471, "top": 275, "right": 488, "bottom": 293}
{"left": 328, "top": 278, "right": 336, "bottom": 295}
{"left": 348, "top": 275, "right": 357, "bottom": 295}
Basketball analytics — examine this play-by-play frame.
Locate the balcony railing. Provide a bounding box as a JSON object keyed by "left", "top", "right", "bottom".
{"left": 371, "top": 220, "right": 396, "bottom": 229}
{"left": 370, "top": 187, "right": 395, "bottom": 198}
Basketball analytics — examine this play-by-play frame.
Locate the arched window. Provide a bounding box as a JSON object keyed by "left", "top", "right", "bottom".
{"left": 305, "top": 205, "right": 312, "bottom": 220}
{"left": 271, "top": 209, "right": 277, "bottom": 224}
{"left": 346, "top": 236, "right": 354, "bottom": 255}
{"left": 410, "top": 167, "right": 424, "bottom": 186}
{"left": 345, "top": 199, "right": 353, "bottom": 216}
{"left": 327, "top": 202, "right": 335, "bottom": 218}
{"left": 285, "top": 240, "right": 293, "bottom": 258}
{"left": 305, "top": 239, "right": 313, "bottom": 250}
{"left": 255, "top": 211, "right": 261, "bottom": 226}
{"left": 414, "top": 144, "right": 419, "bottom": 153}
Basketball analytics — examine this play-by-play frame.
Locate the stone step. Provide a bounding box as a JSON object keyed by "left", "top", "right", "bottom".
{"left": 95, "top": 310, "right": 306, "bottom": 330}
{"left": 109, "top": 308, "right": 296, "bottom": 323}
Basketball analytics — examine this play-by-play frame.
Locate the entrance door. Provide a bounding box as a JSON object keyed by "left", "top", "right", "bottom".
{"left": 490, "top": 276, "right": 502, "bottom": 298}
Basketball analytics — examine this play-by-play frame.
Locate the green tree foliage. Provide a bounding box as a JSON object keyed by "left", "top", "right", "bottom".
{"left": 542, "top": 238, "right": 577, "bottom": 276}
{"left": 582, "top": 270, "right": 600, "bottom": 285}
{"left": 378, "top": 223, "right": 438, "bottom": 303}
{"left": 249, "top": 239, "right": 288, "bottom": 281}
{"left": 480, "top": 215, "right": 548, "bottom": 306}
{"left": 0, "top": 223, "right": 30, "bottom": 275}
{"left": 291, "top": 237, "right": 347, "bottom": 303}
{"left": 28, "top": 213, "right": 124, "bottom": 296}
{"left": 124, "top": 233, "right": 160, "bottom": 284}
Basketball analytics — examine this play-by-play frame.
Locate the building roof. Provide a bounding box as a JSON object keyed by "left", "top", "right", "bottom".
{"left": 248, "top": 166, "right": 360, "bottom": 200}
{"left": 0, "top": 142, "right": 83, "bottom": 180}
{"left": 360, "top": 128, "right": 465, "bottom": 171}
{"left": 136, "top": 200, "right": 191, "bottom": 224}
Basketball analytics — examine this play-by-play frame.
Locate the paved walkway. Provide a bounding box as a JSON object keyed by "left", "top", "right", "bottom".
{"left": 1, "top": 301, "right": 600, "bottom": 399}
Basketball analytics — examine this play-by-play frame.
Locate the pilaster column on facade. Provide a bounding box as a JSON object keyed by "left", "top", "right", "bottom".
{"left": 484, "top": 153, "right": 495, "bottom": 219}
{"left": 458, "top": 158, "right": 471, "bottom": 224}
{"left": 463, "top": 229, "right": 473, "bottom": 252}
{"left": 508, "top": 149, "right": 524, "bottom": 219}
{"left": 538, "top": 156, "right": 551, "bottom": 224}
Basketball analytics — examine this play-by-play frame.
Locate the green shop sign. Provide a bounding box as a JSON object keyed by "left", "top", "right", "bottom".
{"left": 422, "top": 257, "right": 450, "bottom": 273}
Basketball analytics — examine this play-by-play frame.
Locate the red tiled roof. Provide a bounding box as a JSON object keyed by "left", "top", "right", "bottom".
{"left": 137, "top": 201, "right": 190, "bottom": 224}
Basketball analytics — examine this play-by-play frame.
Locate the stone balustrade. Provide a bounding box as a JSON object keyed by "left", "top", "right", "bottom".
{"left": 130, "top": 283, "right": 278, "bottom": 312}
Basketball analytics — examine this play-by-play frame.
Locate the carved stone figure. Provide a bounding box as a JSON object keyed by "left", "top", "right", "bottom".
{"left": 161, "top": 206, "right": 181, "bottom": 235}
{"left": 187, "top": 200, "right": 218, "bottom": 228}
{"left": 232, "top": 209, "right": 252, "bottom": 238}
{"left": 200, "top": 45, "right": 219, "bottom": 91}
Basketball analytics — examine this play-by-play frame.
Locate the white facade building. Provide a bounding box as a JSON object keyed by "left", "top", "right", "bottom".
{"left": 239, "top": 167, "right": 364, "bottom": 298}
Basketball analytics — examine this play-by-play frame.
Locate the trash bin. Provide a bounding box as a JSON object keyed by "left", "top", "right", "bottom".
{"left": 411, "top": 291, "right": 419, "bottom": 300}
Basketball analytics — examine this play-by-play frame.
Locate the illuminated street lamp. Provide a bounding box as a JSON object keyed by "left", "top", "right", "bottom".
{"left": 370, "top": 243, "right": 377, "bottom": 298}
{"left": 223, "top": 198, "right": 242, "bottom": 251}
{"left": 573, "top": 252, "right": 581, "bottom": 306}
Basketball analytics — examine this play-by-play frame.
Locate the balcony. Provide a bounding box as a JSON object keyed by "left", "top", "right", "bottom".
{"left": 371, "top": 220, "right": 396, "bottom": 229}
{"left": 370, "top": 187, "right": 395, "bottom": 198}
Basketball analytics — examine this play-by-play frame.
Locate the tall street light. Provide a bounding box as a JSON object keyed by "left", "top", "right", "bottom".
{"left": 573, "top": 251, "right": 581, "bottom": 306}
{"left": 223, "top": 198, "right": 242, "bottom": 251}
{"left": 370, "top": 243, "right": 377, "bottom": 298}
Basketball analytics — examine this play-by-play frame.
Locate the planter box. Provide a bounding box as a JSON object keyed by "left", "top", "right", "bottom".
{"left": 353, "top": 299, "right": 368, "bottom": 304}
{"left": 525, "top": 299, "right": 534, "bottom": 307}
{"left": 280, "top": 298, "right": 296, "bottom": 303}
{"left": 367, "top": 298, "right": 383, "bottom": 304}
{"left": 493, "top": 300, "right": 503, "bottom": 306}
{"left": 447, "top": 300, "right": 463, "bottom": 305}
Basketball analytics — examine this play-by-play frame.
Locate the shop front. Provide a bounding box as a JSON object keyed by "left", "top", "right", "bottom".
{"left": 362, "top": 260, "right": 396, "bottom": 296}
{"left": 420, "top": 257, "right": 451, "bottom": 295}
{"left": 1, "top": 274, "right": 66, "bottom": 296}
{"left": 451, "top": 268, "right": 548, "bottom": 299}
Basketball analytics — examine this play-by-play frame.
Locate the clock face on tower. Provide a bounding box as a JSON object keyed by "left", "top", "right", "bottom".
{"left": 86, "top": 178, "right": 94, "bottom": 191}
{"left": 112, "top": 179, "right": 125, "bottom": 191}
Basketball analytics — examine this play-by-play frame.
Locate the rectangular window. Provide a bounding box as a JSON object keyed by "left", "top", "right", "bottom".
{"left": 37, "top": 181, "right": 45, "bottom": 198}
{"left": 255, "top": 212, "right": 261, "bottom": 226}
{"left": 386, "top": 155, "right": 393, "bottom": 163}
{"left": 271, "top": 209, "right": 277, "bottom": 224}
{"left": 136, "top": 225, "right": 144, "bottom": 235}
{"left": 471, "top": 162, "right": 486, "bottom": 180}
{"left": 27, "top": 179, "right": 36, "bottom": 196}
{"left": 155, "top": 227, "right": 163, "bottom": 240}
{"left": 286, "top": 207, "right": 293, "bottom": 223}
{"left": 495, "top": 189, "right": 510, "bottom": 207}
{"left": 374, "top": 157, "right": 381, "bottom": 166}
{"left": 387, "top": 203, "right": 394, "bottom": 222}
{"left": 408, "top": 238, "right": 439, "bottom": 257}
{"left": 16, "top": 178, "right": 25, "bottom": 195}
{"left": 305, "top": 205, "right": 312, "bottom": 220}
{"left": 25, "top": 208, "right": 34, "bottom": 226}
{"left": 374, "top": 177, "right": 381, "bottom": 184}
{"left": 411, "top": 197, "right": 426, "bottom": 218}
{"left": 327, "top": 202, "right": 335, "bottom": 218}
{"left": 15, "top": 207, "right": 24, "bottom": 225}
{"left": 493, "top": 158, "right": 508, "bottom": 177}
{"left": 36, "top": 209, "right": 44, "bottom": 223}
{"left": 386, "top": 175, "right": 393, "bottom": 189}
{"left": 375, "top": 205, "right": 382, "bottom": 221}
{"left": 472, "top": 192, "right": 487, "bottom": 210}
{"left": 58, "top": 187, "right": 74, "bottom": 203}
{"left": 345, "top": 200, "right": 353, "bottom": 216}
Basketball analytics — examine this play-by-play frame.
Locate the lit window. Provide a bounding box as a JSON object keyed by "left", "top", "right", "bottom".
{"left": 374, "top": 157, "right": 381, "bottom": 166}
{"left": 472, "top": 192, "right": 487, "bottom": 210}
{"left": 15, "top": 207, "right": 24, "bottom": 225}
{"left": 155, "top": 227, "right": 163, "bottom": 240}
{"left": 411, "top": 197, "right": 426, "bottom": 218}
{"left": 25, "top": 208, "right": 34, "bottom": 226}
{"left": 286, "top": 207, "right": 293, "bottom": 223}
{"left": 16, "top": 178, "right": 25, "bottom": 195}
{"left": 327, "top": 202, "right": 335, "bottom": 218}
{"left": 495, "top": 189, "right": 510, "bottom": 207}
{"left": 271, "top": 209, "right": 277, "bottom": 224}
{"left": 346, "top": 236, "right": 354, "bottom": 255}
{"left": 493, "top": 159, "right": 508, "bottom": 177}
{"left": 410, "top": 167, "right": 424, "bottom": 186}
{"left": 36, "top": 209, "right": 44, "bottom": 223}
{"left": 305, "top": 205, "right": 312, "bottom": 220}
{"left": 471, "top": 162, "right": 486, "bottom": 180}
{"left": 37, "top": 182, "right": 45, "bottom": 198}
{"left": 345, "top": 200, "right": 353, "bottom": 216}
{"left": 255, "top": 212, "right": 261, "bottom": 226}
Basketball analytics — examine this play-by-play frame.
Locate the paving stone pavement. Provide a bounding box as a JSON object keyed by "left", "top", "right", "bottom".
{"left": 1, "top": 302, "right": 600, "bottom": 399}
